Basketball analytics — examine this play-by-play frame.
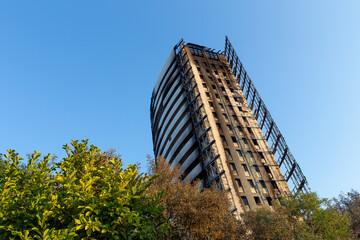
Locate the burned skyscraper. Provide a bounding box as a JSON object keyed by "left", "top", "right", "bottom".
{"left": 150, "top": 37, "right": 309, "bottom": 214}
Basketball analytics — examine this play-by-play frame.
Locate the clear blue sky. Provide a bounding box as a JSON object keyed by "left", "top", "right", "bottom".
{"left": 1, "top": 1, "right": 359, "bottom": 199}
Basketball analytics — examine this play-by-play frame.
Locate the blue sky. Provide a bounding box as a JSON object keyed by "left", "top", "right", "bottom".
{"left": 1, "top": 1, "right": 359, "bottom": 199}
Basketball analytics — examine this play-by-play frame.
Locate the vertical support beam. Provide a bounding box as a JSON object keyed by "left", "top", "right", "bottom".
{"left": 279, "top": 147, "right": 288, "bottom": 167}
{"left": 286, "top": 163, "right": 297, "bottom": 181}
{"left": 238, "top": 65, "right": 243, "bottom": 85}
{"left": 272, "top": 133, "right": 282, "bottom": 155}
{"left": 250, "top": 90, "right": 256, "bottom": 110}
{"left": 296, "top": 179, "right": 306, "bottom": 193}
{"left": 255, "top": 99, "right": 262, "bottom": 120}
{"left": 233, "top": 58, "right": 239, "bottom": 76}
{"left": 266, "top": 121, "right": 274, "bottom": 141}
{"left": 260, "top": 111, "right": 268, "bottom": 129}
{"left": 241, "top": 74, "right": 246, "bottom": 91}
{"left": 225, "top": 36, "right": 228, "bottom": 53}
{"left": 245, "top": 80, "right": 251, "bottom": 99}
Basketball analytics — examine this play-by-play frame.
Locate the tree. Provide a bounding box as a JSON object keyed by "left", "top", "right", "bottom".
{"left": 241, "top": 207, "right": 296, "bottom": 240}
{"left": 241, "top": 192, "right": 353, "bottom": 240}
{"left": 147, "top": 156, "right": 244, "bottom": 240}
{"left": 0, "top": 140, "right": 169, "bottom": 239}
{"left": 333, "top": 189, "right": 360, "bottom": 238}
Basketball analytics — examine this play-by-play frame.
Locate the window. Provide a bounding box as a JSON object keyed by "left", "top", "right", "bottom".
{"left": 232, "top": 115, "right": 239, "bottom": 124}
{"left": 211, "top": 64, "right": 216, "bottom": 68}
{"left": 202, "top": 83, "right": 207, "bottom": 89}
{"left": 225, "top": 96, "right": 230, "bottom": 101}
{"left": 238, "top": 106, "right": 243, "bottom": 111}
{"left": 230, "top": 163, "right": 237, "bottom": 171}
{"left": 219, "top": 103, "right": 224, "bottom": 110}
{"left": 223, "top": 114, "right": 229, "bottom": 121}
{"left": 228, "top": 105, "right": 234, "bottom": 111}
{"left": 212, "top": 85, "right": 216, "bottom": 89}
{"left": 221, "top": 87, "right": 225, "bottom": 92}
{"left": 254, "top": 165, "right": 261, "bottom": 177}
{"left": 242, "top": 196, "right": 249, "bottom": 206}
{"left": 259, "top": 152, "right": 265, "bottom": 159}
{"left": 197, "top": 67, "right": 201, "bottom": 71}
{"left": 223, "top": 72, "right": 227, "bottom": 76}
{"left": 219, "top": 65, "right": 224, "bottom": 69}
{"left": 253, "top": 139, "right": 258, "bottom": 146}
{"left": 231, "top": 136, "right": 237, "bottom": 143}
{"left": 208, "top": 76, "right": 213, "bottom": 81}
{"left": 254, "top": 197, "right": 261, "bottom": 205}
{"left": 248, "top": 179, "right": 255, "bottom": 188}
{"left": 209, "top": 101, "right": 214, "bottom": 107}
{"left": 230, "top": 88, "right": 234, "bottom": 93}
{"left": 235, "top": 179, "right": 243, "bottom": 192}
{"left": 236, "top": 150, "right": 242, "bottom": 157}
{"left": 259, "top": 180, "right": 268, "bottom": 194}
{"left": 194, "top": 60, "right": 199, "bottom": 65}
{"left": 271, "top": 181, "right": 278, "bottom": 189}
{"left": 200, "top": 75, "right": 204, "bottom": 79}
{"left": 248, "top": 151, "right": 255, "bottom": 162}
{"left": 206, "top": 69, "right": 210, "bottom": 73}
{"left": 221, "top": 135, "right": 226, "bottom": 143}
{"left": 242, "top": 164, "right": 250, "bottom": 176}
{"left": 235, "top": 179, "right": 242, "bottom": 187}
{"left": 217, "top": 78, "right": 222, "bottom": 83}
{"left": 226, "top": 80, "right": 230, "bottom": 85}
{"left": 215, "top": 94, "right": 220, "bottom": 99}
{"left": 242, "top": 138, "right": 248, "bottom": 145}
{"left": 242, "top": 117, "right": 248, "bottom": 124}
{"left": 227, "top": 125, "right": 233, "bottom": 131}
{"left": 243, "top": 164, "right": 248, "bottom": 171}
{"left": 203, "top": 62, "right": 207, "bottom": 66}
{"left": 225, "top": 149, "right": 231, "bottom": 156}
{"left": 216, "top": 123, "right": 222, "bottom": 130}
{"left": 213, "top": 112, "right": 218, "bottom": 121}
{"left": 264, "top": 166, "right": 271, "bottom": 174}
{"left": 237, "top": 126, "right": 243, "bottom": 133}
{"left": 214, "top": 71, "right": 218, "bottom": 75}
{"left": 248, "top": 180, "right": 256, "bottom": 193}
{"left": 266, "top": 197, "right": 272, "bottom": 206}
{"left": 206, "top": 92, "right": 210, "bottom": 98}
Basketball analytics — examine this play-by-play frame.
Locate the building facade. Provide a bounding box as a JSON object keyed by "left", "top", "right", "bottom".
{"left": 150, "top": 37, "right": 309, "bottom": 214}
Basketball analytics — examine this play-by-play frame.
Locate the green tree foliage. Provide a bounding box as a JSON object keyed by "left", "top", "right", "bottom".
{"left": 333, "top": 190, "right": 360, "bottom": 238}
{"left": 147, "top": 156, "right": 244, "bottom": 240}
{"left": 0, "top": 140, "right": 169, "bottom": 240}
{"left": 241, "top": 192, "right": 353, "bottom": 240}
{"left": 0, "top": 141, "right": 355, "bottom": 239}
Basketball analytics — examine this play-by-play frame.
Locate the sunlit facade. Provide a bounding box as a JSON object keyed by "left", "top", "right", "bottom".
{"left": 150, "top": 38, "right": 309, "bottom": 214}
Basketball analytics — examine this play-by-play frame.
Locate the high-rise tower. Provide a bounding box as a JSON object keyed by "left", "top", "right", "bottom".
{"left": 150, "top": 37, "right": 309, "bottom": 214}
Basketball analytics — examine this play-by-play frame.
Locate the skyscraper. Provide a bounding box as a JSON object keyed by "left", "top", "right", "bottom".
{"left": 150, "top": 37, "right": 309, "bottom": 214}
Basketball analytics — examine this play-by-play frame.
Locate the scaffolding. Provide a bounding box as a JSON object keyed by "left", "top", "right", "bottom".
{"left": 224, "top": 36, "right": 310, "bottom": 194}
